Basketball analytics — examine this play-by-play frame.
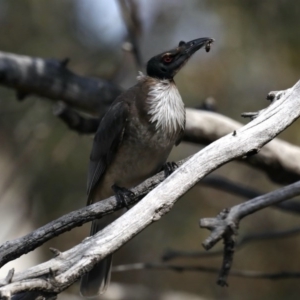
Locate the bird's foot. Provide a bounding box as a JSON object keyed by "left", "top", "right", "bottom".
{"left": 111, "top": 184, "right": 135, "bottom": 210}
{"left": 162, "top": 162, "right": 178, "bottom": 178}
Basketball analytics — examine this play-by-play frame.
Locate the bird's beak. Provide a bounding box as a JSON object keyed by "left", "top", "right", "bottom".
{"left": 184, "top": 37, "right": 215, "bottom": 56}
{"left": 168, "top": 37, "right": 214, "bottom": 76}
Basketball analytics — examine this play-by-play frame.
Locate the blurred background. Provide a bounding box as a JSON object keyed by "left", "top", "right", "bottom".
{"left": 0, "top": 1, "right": 300, "bottom": 299}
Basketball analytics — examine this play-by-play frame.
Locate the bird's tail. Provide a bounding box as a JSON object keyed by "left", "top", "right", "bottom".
{"left": 80, "top": 219, "right": 113, "bottom": 298}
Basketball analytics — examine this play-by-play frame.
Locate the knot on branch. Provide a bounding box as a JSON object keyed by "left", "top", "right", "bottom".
{"left": 49, "top": 248, "right": 61, "bottom": 257}
{"left": 47, "top": 268, "right": 59, "bottom": 288}
{"left": 267, "top": 89, "right": 290, "bottom": 102}
{"left": 152, "top": 203, "right": 173, "bottom": 221}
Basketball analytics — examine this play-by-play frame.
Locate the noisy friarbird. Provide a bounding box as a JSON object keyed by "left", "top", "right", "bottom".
{"left": 80, "top": 37, "right": 214, "bottom": 298}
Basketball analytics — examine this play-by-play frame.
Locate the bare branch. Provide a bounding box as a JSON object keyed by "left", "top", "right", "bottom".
{"left": 200, "top": 179, "right": 300, "bottom": 286}
{"left": 53, "top": 102, "right": 99, "bottom": 134}
{"left": 117, "top": 0, "right": 143, "bottom": 68}
{"left": 185, "top": 108, "right": 300, "bottom": 184}
{"left": 163, "top": 226, "right": 300, "bottom": 261}
{"left": 201, "top": 180, "right": 300, "bottom": 250}
{"left": 1, "top": 167, "right": 299, "bottom": 275}
{"left": 112, "top": 262, "right": 300, "bottom": 280}
{"left": 0, "top": 51, "right": 122, "bottom": 116}
{"left": 0, "top": 82, "right": 299, "bottom": 297}
{"left": 2, "top": 164, "right": 300, "bottom": 278}
{"left": 201, "top": 175, "right": 300, "bottom": 213}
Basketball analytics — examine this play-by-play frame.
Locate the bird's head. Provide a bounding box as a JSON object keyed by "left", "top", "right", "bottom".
{"left": 146, "top": 37, "right": 214, "bottom": 80}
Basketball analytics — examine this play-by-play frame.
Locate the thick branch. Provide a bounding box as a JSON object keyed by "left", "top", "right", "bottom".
{"left": 0, "top": 82, "right": 299, "bottom": 297}
{"left": 0, "top": 51, "right": 122, "bottom": 116}
{"left": 55, "top": 105, "right": 300, "bottom": 185}
{"left": 185, "top": 109, "right": 300, "bottom": 184}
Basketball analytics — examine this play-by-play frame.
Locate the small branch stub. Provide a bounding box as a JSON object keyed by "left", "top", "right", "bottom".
{"left": 200, "top": 208, "right": 239, "bottom": 251}
{"left": 49, "top": 248, "right": 61, "bottom": 257}
{"left": 4, "top": 269, "right": 14, "bottom": 285}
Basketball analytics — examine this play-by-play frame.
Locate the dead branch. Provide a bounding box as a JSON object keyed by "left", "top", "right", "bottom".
{"left": 1, "top": 168, "right": 299, "bottom": 275}
{"left": 112, "top": 262, "right": 300, "bottom": 280}
{"left": 0, "top": 82, "right": 299, "bottom": 297}
{"left": 200, "top": 175, "right": 300, "bottom": 213}
{"left": 200, "top": 179, "right": 300, "bottom": 286}
{"left": 0, "top": 51, "right": 122, "bottom": 116}
{"left": 117, "top": 0, "right": 143, "bottom": 68}
{"left": 162, "top": 226, "right": 300, "bottom": 261}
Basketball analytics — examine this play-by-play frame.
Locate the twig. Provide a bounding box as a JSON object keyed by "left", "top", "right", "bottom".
{"left": 117, "top": 0, "right": 143, "bottom": 69}
{"left": 112, "top": 262, "right": 300, "bottom": 280}
{"left": 201, "top": 175, "right": 300, "bottom": 214}
{"left": 53, "top": 102, "right": 99, "bottom": 134}
{"left": 162, "top": 226, "right": 300, "bottom": 261}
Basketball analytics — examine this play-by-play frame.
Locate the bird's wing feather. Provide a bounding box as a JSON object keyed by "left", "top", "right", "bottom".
{"left": 87, "top": 100, "right": 129, "bottom": 204}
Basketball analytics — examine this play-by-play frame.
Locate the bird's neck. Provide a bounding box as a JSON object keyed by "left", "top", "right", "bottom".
{"left": 137, "top": 72, "right": 185, "bottom": 137}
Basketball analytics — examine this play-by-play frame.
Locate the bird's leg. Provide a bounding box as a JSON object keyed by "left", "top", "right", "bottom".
{"left": 162, "top": 162, "right": 178, "bottom": 178}
{"left": 111, "top": 184, "right": 135, "bottom": 210}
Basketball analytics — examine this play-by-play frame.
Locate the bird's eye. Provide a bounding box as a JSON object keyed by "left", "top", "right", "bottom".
{"left": 163, "top": 55, "right": 173, "bottom": 63}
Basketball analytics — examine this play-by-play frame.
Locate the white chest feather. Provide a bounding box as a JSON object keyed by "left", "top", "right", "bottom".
{"left": 146, "top": 78, "right": 185, "bottom": 136}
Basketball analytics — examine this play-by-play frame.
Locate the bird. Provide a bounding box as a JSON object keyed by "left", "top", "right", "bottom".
{"left": 80, "top": 37, "right": 214, "bottom": 298}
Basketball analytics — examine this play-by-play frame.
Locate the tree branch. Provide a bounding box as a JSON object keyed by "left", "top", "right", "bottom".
{"left": 200, "top": 179, "right": 300, "bottom": 286}
{"left": 162, "top": 226, "right": 300, "bottom": 261}
{"left": 1, "top": 170, "right": 299, "bottom": 275}
{"left": 200, "top": 175, "right": 300, "bottom": 214}
{"left": 201, "top": 180, "right": 300, "bottom": 250}
{"left": 0, "top": 51, "right": 122, "bottom": 116}
{"left": 112, "top": 262, "right": 300, "bottom": 280}
{"left": 117, "top": 0, "right": 143, "bottom": 68}
{"left": 0, "top": 82, "right": 299, "bottom": 297}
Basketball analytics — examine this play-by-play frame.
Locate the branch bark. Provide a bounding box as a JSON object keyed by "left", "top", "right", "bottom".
{"left": 0, "top": 82, "right": 299, "bottom": 297}
{"left": 0, "top": 51, "right": 122, "bottom": 116}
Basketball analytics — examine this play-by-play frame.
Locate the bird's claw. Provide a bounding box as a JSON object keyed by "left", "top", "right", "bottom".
{"left": 162, "top": 162, "right": 178, "bottom": 178}
{"left": 111, "top": 184, "right": 135, "bottom": 210}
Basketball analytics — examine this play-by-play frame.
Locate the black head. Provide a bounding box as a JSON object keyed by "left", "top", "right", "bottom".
{"left": 146, "top": 37, "right": 214, "bottom": 80}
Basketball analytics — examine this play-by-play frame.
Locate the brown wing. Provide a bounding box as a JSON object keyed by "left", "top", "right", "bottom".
{"left": 87, "top": 100, "right": 129, "bottom": 204}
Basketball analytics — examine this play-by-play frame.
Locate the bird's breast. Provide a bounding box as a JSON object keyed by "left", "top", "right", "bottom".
{"left": 146, "top": 79, "right": 185, "bottom": 138}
